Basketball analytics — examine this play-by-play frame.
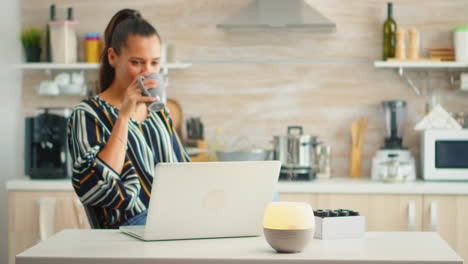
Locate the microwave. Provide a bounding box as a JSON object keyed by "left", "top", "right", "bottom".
{"left": 422, "top": 129, "right": 468, "bottom": 181}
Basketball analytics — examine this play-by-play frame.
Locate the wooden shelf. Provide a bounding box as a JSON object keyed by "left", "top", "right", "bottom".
{"left": 373, "top": 61, "right": 468, "bottom": 96}
{"left": 18, "top": 62, "right": 192, "bottom": 70}
{"left": 374, "top": 61, "right": 468, "bottom": 69}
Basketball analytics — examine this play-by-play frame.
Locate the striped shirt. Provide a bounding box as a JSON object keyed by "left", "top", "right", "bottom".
{"left": 67, "top": 96, "right": 190, "bottom": 228}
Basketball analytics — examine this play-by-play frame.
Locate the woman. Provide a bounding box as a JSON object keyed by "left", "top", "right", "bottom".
{"left": 68, "top": 9, "right": 190, "bottom": 228}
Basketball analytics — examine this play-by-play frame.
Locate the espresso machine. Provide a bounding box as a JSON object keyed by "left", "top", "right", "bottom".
{"left": 371, "top": 100, "right": 416, "bottom": 182}
{"left": 25, "top": 108, "right": 72, "bottom": 179}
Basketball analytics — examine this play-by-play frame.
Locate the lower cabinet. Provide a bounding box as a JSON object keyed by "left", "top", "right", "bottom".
{"left": 422, "top": 195, "right": 468, "bottom": 261}
{"left": 279, "top": 193, "right": 467, "bottom": 260}
{"left": 8, "top": 191, "right": 90, "bottom": 264}
{"left": 9, "top": 191, "right": 468, "bottom": 262}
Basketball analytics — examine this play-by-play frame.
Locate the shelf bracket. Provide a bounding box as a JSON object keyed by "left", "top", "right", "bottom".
{"left": 449, "top": 73, "right": 460, "bottom": 90}
{"left": 397, "top": 67, "right": 421, "bottom": 96}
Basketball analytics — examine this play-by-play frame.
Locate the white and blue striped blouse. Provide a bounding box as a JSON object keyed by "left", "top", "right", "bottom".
{"left": 67, "top": 96, "right": 190, "bottom": 228}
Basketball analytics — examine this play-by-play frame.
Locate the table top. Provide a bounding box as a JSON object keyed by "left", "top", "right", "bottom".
{"left": 16, "top": 230, "right": 463, "bottom": 264}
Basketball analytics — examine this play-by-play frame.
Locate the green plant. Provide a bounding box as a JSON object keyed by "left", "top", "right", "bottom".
{"left": 20, "top": 27, "right": 42, "bottom": 48}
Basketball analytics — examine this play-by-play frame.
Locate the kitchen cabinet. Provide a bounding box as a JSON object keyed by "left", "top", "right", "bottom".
{"left": 8, "top": 190, "right": 89, "bottom": 264}
{"left": 422, "top": 195, "right": 468, "bottom": 260}
{"left": 279, "top": 193, "right": 423, "bottom": 232}
{"left": 279, "top": 192, "right": 466, "bottom": 260}
{"left": 279, "top": 193, "right": 317, "bottom": 206}
{"left": 8, "top": 178, "right": 468, "bottom": 262}
{"left": 317, "top": 194, "right": 424, "bottom": 232}
{"left": 280, "top": 193, "right": 468, "bottom": 259}
{"left": 367, "top": 194, "right": 423, "bottom": 232}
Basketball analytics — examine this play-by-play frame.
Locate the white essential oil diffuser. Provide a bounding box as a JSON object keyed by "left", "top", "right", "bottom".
{"left": 263, "top": 202, "right": 315, "bottom": 253}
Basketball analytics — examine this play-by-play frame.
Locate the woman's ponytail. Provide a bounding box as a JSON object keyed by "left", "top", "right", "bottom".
{"left": 98, "top": 9, "right": 160, "bottom": 93}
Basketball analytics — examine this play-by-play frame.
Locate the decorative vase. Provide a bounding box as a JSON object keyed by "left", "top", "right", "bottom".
{"left": 24, "top": 47, "right": 41, "bottom": 62}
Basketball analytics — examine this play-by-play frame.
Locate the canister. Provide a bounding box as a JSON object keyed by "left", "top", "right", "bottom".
{"left": 85, "top": 33, "right": 101, "bottom": 63}
{"left": 454, "top": 27, "right": 468, "bottom": 62}
{"left": 49, "top": 20, "right": 78, "bottom": 63}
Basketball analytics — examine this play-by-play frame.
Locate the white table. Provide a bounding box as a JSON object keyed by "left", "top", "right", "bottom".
{"left": 16, "top": 230, "right": 462, "bottom": 264}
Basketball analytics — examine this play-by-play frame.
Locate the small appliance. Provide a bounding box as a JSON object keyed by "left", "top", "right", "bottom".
{"left": 273, "top": 126, "right": 317, "bottom": 181}
{"left": 421, "top": 129, "right": 468, "bottom": 181}
{"left": 371, "top": 100, "right": 416, "bottom": 182}
{"left": 25, "top": 108, "right": 72, "bottom": 179}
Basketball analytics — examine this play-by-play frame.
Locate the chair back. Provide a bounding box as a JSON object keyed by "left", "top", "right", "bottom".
{"left": 82, "top": 204, "right": 103, "bottom": 229}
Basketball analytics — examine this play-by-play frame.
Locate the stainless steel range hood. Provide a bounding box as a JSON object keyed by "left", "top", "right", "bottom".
{"left": 217, "top": 0, "right": 336, "bottom": 31}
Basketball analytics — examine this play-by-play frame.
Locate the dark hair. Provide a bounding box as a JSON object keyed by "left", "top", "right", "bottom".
{"left": 99, "top": 9, "right": 161, "bottom": 92}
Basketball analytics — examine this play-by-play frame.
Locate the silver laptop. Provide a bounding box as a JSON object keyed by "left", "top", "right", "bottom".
{"left": 119, "top": 160, "right": 281, "bottom": 241}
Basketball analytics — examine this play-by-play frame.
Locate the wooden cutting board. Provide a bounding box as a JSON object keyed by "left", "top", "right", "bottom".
{"left": 166, "top": 98, "right": 183, "bottom": 136}
{"left": 387, "top": 58, "right": 442, "bottom": 62}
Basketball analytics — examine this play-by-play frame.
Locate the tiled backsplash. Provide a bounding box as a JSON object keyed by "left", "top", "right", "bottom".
{"left": 20, "top": 0, "right": 468, "bottom": 176}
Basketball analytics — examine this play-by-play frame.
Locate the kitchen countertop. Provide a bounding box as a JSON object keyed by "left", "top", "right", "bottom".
{"left": 6, "top": 176, "right": 468, "bottom": 195}
{"left": 16, "top": 229, "right": 462, "bottom": 264}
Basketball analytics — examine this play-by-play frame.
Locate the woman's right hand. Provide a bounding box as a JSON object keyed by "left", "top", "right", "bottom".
{"left": 120, "top": 76, "right": 157, "bottom": 119}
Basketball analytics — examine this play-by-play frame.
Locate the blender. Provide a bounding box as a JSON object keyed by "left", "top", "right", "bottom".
{"left": 371, "top": 100, "right": 416, "bottom": 182}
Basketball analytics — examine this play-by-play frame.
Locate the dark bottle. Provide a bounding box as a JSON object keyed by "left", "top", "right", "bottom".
{"left": 46, "top": 4, "right": 56, "bottom": 62}
{"left": 383, "top": 2, "right": 397, "bottom": 60}
{"left": 67, "top": 7, "right": 74, "bottom": 20}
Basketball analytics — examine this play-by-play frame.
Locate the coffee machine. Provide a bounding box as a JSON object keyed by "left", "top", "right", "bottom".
{"left": 371, "top": 100, "right": 416, "bottom": 182}
{"left": 25, "top": 108, "right": 72, "bottom": 179}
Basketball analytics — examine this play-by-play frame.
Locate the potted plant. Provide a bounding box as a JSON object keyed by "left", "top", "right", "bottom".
{"left": 20, "top": 27, "right": 42, "bottom": 62}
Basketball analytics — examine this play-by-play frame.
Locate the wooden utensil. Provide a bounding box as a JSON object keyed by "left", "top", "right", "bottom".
{"left": 350, "top": 117, "right": 368, "bottom": 178}
{"left": 357, "top": 117, "right": 368, "bottom": 149}
{"left": 351, "top": 121, "right": 358, "bottom": 148}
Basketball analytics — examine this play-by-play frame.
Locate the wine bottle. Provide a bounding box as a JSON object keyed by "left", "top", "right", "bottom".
{"left": 67, "top": 7, "right": 73, "bottom": 20}
{"left": 383, "top": 2, "right": 397, "bottom": 60}
{"left": 46, "top": 4, "right": 55, "bottom": 62}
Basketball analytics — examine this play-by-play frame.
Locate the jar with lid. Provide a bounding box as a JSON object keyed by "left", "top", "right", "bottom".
{"left": 379, "top": 153, "right": 410, "bottom": 183}
{"left": 315, "top": 143, "right": 331, "bottom": 179}
{"left": 85, "top": 33, "right": 101, "bottom": 63}
{"left": 454, "top": 27, "right": 468, "bottom": 62}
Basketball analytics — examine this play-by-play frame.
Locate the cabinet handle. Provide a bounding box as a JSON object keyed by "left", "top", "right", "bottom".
{"left": 37, "top": 198, "right": 56, "bottom": 242}
{"left": 430, "top": 201, "right": 438, "bottom": 232}
{"left": 407, "top": 200, "right": 416, "bottom": 231}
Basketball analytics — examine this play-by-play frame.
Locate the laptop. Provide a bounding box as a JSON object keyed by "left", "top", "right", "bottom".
{"left": 119, "top": 160, "right": 281, "bottom": 241}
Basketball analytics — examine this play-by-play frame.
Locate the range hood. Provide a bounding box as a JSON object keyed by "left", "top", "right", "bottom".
{"left": 217, "top": 0, "right": 336, "bottom": 31}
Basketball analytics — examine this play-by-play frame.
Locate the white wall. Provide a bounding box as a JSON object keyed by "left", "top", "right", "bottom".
{"left": 0, "top": 0, "right": 21, "bottom": 262}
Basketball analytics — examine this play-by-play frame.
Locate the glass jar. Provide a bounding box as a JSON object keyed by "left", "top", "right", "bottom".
{"left": 315, "top": 143, "right": 331, "bottom": 179}
{"left": 379, "top": 154, "right": 409, "bottom": 183}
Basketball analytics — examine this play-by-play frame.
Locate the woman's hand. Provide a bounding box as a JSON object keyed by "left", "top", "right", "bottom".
{"left": 120, "top": 76, "right": 157, "bottom": 119}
